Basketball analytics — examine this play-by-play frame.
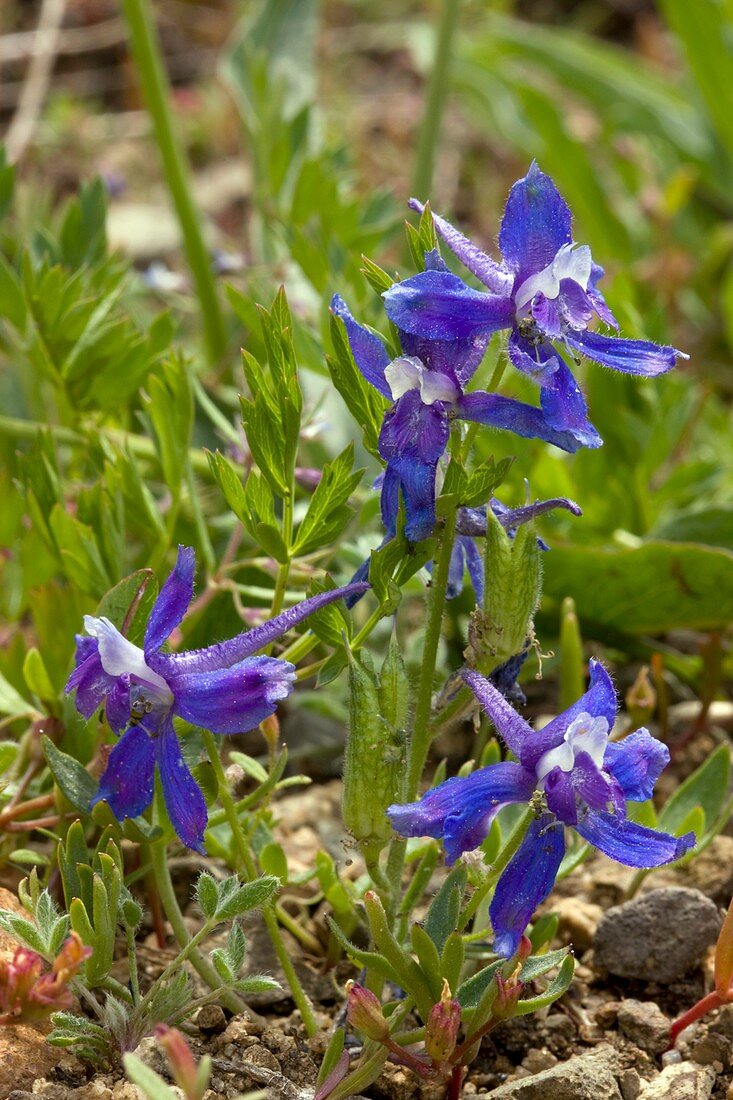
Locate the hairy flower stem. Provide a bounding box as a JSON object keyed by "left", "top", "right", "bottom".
{"left": 149, "top": 840, "right": 245, "bottom": 1015}
{"left": 412, "top": 0, "right": 462, "bottom": 199}
{"left": 202, "top": 730, "right": 318, "bottom": 1037}
{"left": 120, "top": 0, "right": 227, "bottom": 365}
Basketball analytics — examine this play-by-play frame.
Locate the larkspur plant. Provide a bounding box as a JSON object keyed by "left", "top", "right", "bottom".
{"left": 0, "top": 23, "right": 725, "bottom": 1097}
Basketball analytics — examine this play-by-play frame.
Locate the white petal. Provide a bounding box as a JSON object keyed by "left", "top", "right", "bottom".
{"left": 419, "top": 371, "right": 458, "bottom": 405}
{"left": 514, "top": 244, "right": 593, "bottom": 312}
{"left": 385, "top": 356, "right": 423, "bottom": 399}
{"left": 84, "top": 616, "right": 172, "bottom": 700}
{"left": 536, "top": 711, "right": 610, "bottom": 782}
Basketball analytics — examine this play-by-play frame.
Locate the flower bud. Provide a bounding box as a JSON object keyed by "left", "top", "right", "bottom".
{"left": 343, "top": 648, "right": 404, "bottom": 857}
{"left": 494, "top": 973, "right": 524, "bottom": 1020}
{"left": 625, "top": 665, "right": 656, "bottom": 727}
{"left": 425, "top": 980, "right": 461, "bottom": 1063}
{"left": 345, "top": 981, "right": 390, "bottom": 1043}
{"left": 156, "top": 1025, "right": 208, "bottom": 1100}
{"left": 259, "top": 713, "right": 280, "bottom": 752}
{"left": 51, "top": 932, "right": 91, "bottom": 983}
{"left": 467, "top": 510, "right": 542, "bottom": 674}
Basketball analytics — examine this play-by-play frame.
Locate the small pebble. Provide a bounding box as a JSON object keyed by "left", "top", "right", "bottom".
{"left": 617, "top": 999, "right": 670, "bottom": 1055}
{"left": 197, "top": 1003, "right": 227, "bottom": 1034}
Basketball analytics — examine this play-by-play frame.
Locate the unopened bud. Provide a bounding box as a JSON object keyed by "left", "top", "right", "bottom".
{"left": 425, "top": 980, "right": 461, "bottom": 1063}
{"left": 259, "top": 713, "right": 280, "bottom": 751}
{"left": 155, "top": 1025, "right": 206, "bottom": 1100}
{"left": 345, "top": 981, "right": 389, "bottom": 1043}
{"left": 495, "top": 974, "right": 524, "bottom": 1019}
{"left": 625, "top": 665, "right": 656, "bottom": 726}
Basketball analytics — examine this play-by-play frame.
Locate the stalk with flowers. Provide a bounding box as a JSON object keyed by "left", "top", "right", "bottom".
{"left": 0, "top": 121, "right": 715, "bottom": 1099}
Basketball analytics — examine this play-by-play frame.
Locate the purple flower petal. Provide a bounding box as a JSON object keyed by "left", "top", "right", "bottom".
{"left": 558, "top": 280, "right": 594, "bottom": 330}
{"left": 540, "top": 361, "right": 603, "bottom": 450}
{"left": 105, "top": 677, "right": 132, "bottom": 733}
{"left": 564, "top": 329, "right": 683, "bottom": 377}
{"left": 529, "top": 294, "right": 564, "bottom": 339}
{"left": 159, "top": 582, "right": 370, "bottom": 674}
{"left": 408, "top": 199, "right": 513, "bottom": 295}
{"left": 490, "top": 814, "right": 565, "bottom": 957}
{"left": 571, "top": 751, "right": 624, "bottom": 816}
{"left": 66, "top": 636, "right": 117, "bottom": 719}
{"left": 387, "top": 761, "right": 535, "bottom": 864}
{"left": 499, "top": 163, "right": 572, "bottom": 285}
{"left": 507, "top": 330, "right": 561, "bottom": 383}
{"left": 455, "top": 390, "right": 586, "bottom": 453}
{"left": 170, "top": 655, "right": 296, "bottom": 735}
{"left": 461, "top": 668, "right": 533, "bottom": 758}
{"left": 330, "top": 294, "right": 392, "bottom": 398}
{"left": 603, "top": 729, "right": 670, "bottom": 802}
{"left": 383, "top": 270, "right": 514, "bottom": 342}
{"left": 544, "top": 767, "right": 578, "bottom": 826}
{"left": 576, "top": 811, "right": 695, "bottom": 868}
{"left": 144, "top": 545, "right": 196, "bottom": 654}
{"left": 464, "top": 537, "right": 485, "bottom": 605}
{"left": 399, "top": 329, "right": 490, "bottom": 389}
{"left": 91, "top": 724, "right": 156, "bottom": 821}
{"left": 445, "top": 539, "right": 469, "bottom": 600}
{"left": 378, "top": 389, "right": 450, "bottom": 541}
{"left": 521, "top": 659, "right": 618, "bottom": 771}
{"left": 156, "top": 718, "right": 208, "bottom": 853}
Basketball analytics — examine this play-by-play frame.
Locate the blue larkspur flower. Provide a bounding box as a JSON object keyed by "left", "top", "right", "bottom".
{"left": 388, "top": 660, "right": 695, "bottom": 957}
{"left": 66, "top": 546, "right": 368, "bottom": 852}
{"left": 382, "top": 164, "right": 687, "bottom": 450}
{"left": 332, "top": 285, "right": 584, "bottom": 543}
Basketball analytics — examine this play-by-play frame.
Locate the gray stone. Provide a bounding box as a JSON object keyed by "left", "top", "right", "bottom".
{"left": 594, "top": 888, "right": 721, "bottom": 983}
{"left": 479, "top": 1047, "right": 621, "bottom": 1099}
{"left": 617, "top": 999, "right": 670, "bottom": 1054}
{"left": 637, "top": 1061, "right": 715, "bottom": 1099}
{"left": 618, "top": 1068, "right": 643, "bottom": 1100}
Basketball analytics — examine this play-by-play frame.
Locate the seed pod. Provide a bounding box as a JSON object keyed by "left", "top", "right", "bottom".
{"left": 342, "top": 650, "right": 404, "bottom": 858}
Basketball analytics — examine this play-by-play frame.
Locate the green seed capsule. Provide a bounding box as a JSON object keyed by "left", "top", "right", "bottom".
{"left": 342, "top": 644, "right": 407, "bottom": 856}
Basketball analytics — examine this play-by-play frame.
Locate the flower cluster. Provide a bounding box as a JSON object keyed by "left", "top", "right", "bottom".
{"left": 335, "top": 164, "right": 686, "bottom": 542}
{"left": 0, "top": 933, "right": 91, "bottom": 1025}
{"left": 388, "top": 660, "right": 695, "bottom": 957}
{"left": 66, "top": 545, "right": 367, "bottom": 852}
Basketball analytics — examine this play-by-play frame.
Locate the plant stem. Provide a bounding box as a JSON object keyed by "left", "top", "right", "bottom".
{"left": 149, "top": 840, "right": 245, "bottom": 1014}
{"left": 0, "top": 414, "right": 212, "bottom": 477}
{"left": 412, "top": 0, "right": 462, "bottom": 199}
{"left": 202, "top": 730, "right": 318, "bottom": 1036}
{"left": 120, "top": 0, "right": 227, "bottom": 364}
{"left": 459, "top": 807, "right": 534, "bottom": 932}
{"left": 669, "top": 990, "right": 727, "bottom": 1047}
{"left": 406, "top": 505, "right": 458, "bottom": 800}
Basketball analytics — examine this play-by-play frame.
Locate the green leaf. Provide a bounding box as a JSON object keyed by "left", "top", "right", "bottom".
{"left": 196, "top": 873, "right": 219, "bottom": 920}
{"left": 228, "top": 751, "right": 269, "bottom": 784}
{"left": 235, "top": 974, "right": 282, "bottom": 995}
{"left": 463, "top": 457, "right": 514, "bottom": 508}
{"left": 0, "top": 673, "right": 36, "bottom": 719}
{"left": 515, "top": 954, "right": 575, "bottom": 1015}
{"left": 292, "top": 444, "right": 363, "bottom": 556}
{"left": 95, "top": 570, "right": 158, "bottom": 647}
{"left": 123, "top": 1054, "right": 179, "bottom": 1100}
{"left": 22, "top": 648, "right": 55, "bottom": 702}
{"left": 0, "top": 147, "right": 15, "bottom": 221}
{"left": 456, "top": 960, "right": 503, "bottom": 1009}
{"left": 659, "top": 743, "right": 730, "bottom": 841}
{"left": 424, "top": 865, "right": 467, "bottom": 955}
{"left": 259, "top": 842, "right": 289, "bottom": 882}
{"left": 144, "top": 355, "right": 194, "bottom": 493}
{"left": 328, "top": 313, "right": 387, "bottom": 456}
{"left": 214, "top": 875, "right": 280, "bottom": 921}
{"left": 519, "top": 947, "right": 571, "bottom": 983}
{"left": 543, "top": 542, "right": 733, "bottom": 634}
{"left": 43, "top": 736, "right": 97, "bottom": 813}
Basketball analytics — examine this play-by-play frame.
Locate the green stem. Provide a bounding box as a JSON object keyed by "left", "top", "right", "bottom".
{"left": 121, "top": 0, "right": 227, "bottom": 364}
{"left": 202, "top": 730, "right": 318, "bottom": 1036}
{"left": 149, "top": 840, "right": 245, "bottom": 1014}
{"left": 0, "top": 414, "right": 211, "bottom": 477}
{"left": 412, "top": 0, "right": 462, "bottom": 199}
{"left": 186, "top": 461, "right": 216, "bottom": 574}
{"left": 406, "top": 505, "right": 458, "bottom": 799}
{"left": 126, "top": 923, "right": 141, "bottom": 1006}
